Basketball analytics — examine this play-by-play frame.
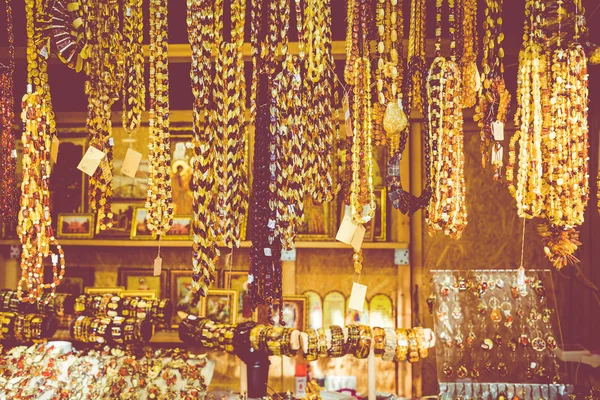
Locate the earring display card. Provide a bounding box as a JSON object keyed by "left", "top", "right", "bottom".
{"left": 429, "top": 269, "right": 566, "bottom": 387}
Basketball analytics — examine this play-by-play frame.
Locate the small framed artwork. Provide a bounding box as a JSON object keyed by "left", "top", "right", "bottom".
{"left": 57, "top": 213, "right": 95, "bottom": 239}
{"left": 223, "top": 270, "right": 256, "bottom": 323}
{"left": 97, "top": 202, "right": 140, "bottom": 237}
{"left": 85, "top": 287, "right": 124, "bottom": 295}
{"left": 201, "top": 289, "right": 237, "bottom": 325}
{"left": 169, "top": 269, "right": 204, "bottom": 326}
{"left": 365, "top": 186, "right": 387, "bottom": 242}
{"left": 120, "top": 290, "right": 157, "bottom": 300}
{"left": 166, "top": 215, "right": 192, "bottom": 240}
{"left": 297, "top": 199, "right": 336, "bottom": 241}
{"left": 273, "top": 295, "right": 307, "bottom": 331}
{"left": 130, "top": 207, "right": 155, "bottom": 240}
{"left": 45, "top": 266, "right": 94, "bottom": 297}
{"left": 118, "top": 267, "right": 166, "bottom": 299}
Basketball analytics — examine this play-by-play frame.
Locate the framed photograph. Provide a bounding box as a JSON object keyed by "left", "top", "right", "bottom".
{"left": 45, "top": 266, "right": 94, "bottom": 297}
{"left": 223, "top": 270, "right": 256, "bottom": 323}
{"left": 85, "top": 286, "right": 124, "bottom": 295}
{"left": 57, "top": 213, "right": 95, "bottom": 239}
{"left": 273, "top": 295, "right": 307, "bottom": 331}
{"left": 130, "top": 207, "right": 155, "bottom": 239}
{"left": 118, "top": 267, "right": 166, "bottom": 298}
{"left": 297, "top": 198, "right": 336, "bottom": 241}
{"left": 97, "top": 202, "right": 141, "bottom": 237}
{"left": 169, "top": 269, "right": 204, "bottom": 326}
{"left": 170, "top": 136, "right": 195, "bottom": 216}
{"left": 111, "top": 126, "right": 149, "bottom": 199}
{"left": 166, "top": 215, "right": 192, "bottom": 240}
{"left": 201, "top": 289, "right": 237, "bottom": 325}
{"left": 365, "top": 186, "right": 387, "bottom": 242}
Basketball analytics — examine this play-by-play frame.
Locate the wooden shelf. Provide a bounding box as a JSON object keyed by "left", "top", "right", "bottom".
{"left": 49, "top": 329, "right": 184, "bottom": 344}
{"left": 0, "top": 239, "right": 407, "bottom": 249}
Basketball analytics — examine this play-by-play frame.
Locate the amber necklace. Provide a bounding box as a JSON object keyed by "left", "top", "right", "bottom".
{"left": 122, "top": 0, "right": 145, "bottom": 135}
{"left": 0, "top": 0, "right": 18, "bottom": 223}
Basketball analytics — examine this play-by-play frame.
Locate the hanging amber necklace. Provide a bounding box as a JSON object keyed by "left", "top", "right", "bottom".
{"left": 0, "top": 0, "right": 18, "bottom": 223}
{"left": 425, "top": 0, "right": 467, "bottom": 239}
{"left": 460, "top": 0, "right": 479, "bottom": 108}
{"left": 122, "top": 0, "right": 145, "bottom": 135}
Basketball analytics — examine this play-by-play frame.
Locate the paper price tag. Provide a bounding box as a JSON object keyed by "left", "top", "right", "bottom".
{"left": 351, "top": 225, "right": 366, "bottom": 252}
{"left": 100, "top": 158, "right": 113, "bottom": 184}
{"left": 336, "top": 215, "right": 358, "bottom": 245}
{"left": 153, "top": 256, "right": 162, "bottom": 276}
{"left": 50, "top": 136, "right": 60, "bottom": 163}
{"left": 492, "top": 121, "right": 505, "bottom": 141}
{"left": 121, "top": 148, "right": 143, "bottom": 178}
{"left": 77, "top": 146, "right": 105, "bottom": 176}
{"left": 349, "top": 282, "right": 367, "bottom": 312}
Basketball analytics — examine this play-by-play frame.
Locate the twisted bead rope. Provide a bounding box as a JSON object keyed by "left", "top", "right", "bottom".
{"left": 122, "top": 0, "right": 145, "bottom": 135}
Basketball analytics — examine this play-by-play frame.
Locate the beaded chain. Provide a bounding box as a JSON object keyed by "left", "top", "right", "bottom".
{"left": 84, "top": 0, "right": 123, "bottom": 231}
{"left": 374, "top": 0, "right": 406, "bottom": 147}
{"left": 406, "top": 0, "right": 426, "bottom": 114}
{"left": 506, "top": 0, "right": 546, "bottom": 219}
{"left": 473, "top": 0, "right": 511, "bottom": 180}
{"left": 25, "top": 0, "right": 55, "bottom": 134}
{"left": 538, "top": 1, "right": 590, "bottom": 269}
{"left": 145, "top": 0, "right": 173, "bottom": 237}
{"left": 0, "top": 0, "right": 18, "bottom": 223}
{"left": 17, "top": 92, "right": 66, "bottom": 303}
{"left": 121, "top": 0, "right": 145, "bottom": 135}
{"left": 425, "top": 0, "right": 467, "bottom": 239}
{"left": 459, "top": 0, "right": 479, "bottom": 108}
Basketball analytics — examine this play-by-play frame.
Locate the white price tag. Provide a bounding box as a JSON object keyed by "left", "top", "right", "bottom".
{"left": 77, "top": 146, "right": 105, "bottom": 176}
{"left": 153, "top": 256, "right": 162, "bottom": 276}
{"left": 335, "top": 215, "right": 358, "bottom": 245}
{"left": 121, "top": 148, "right": 143, "bottom": 178}
{"left": 492, "top": 121, "right": 505, "bottom": 141}
{"left": 350, "top": 225, "right": 366, "bottom": 251}
{"left": 349, "top": 282, "right": 367, "bottom": 312}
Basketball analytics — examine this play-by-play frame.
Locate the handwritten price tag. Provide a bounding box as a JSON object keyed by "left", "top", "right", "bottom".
{"left": 121, "top": 148, "right": 142, "bottom": 178}
{"left": 77, "top": 146, "right": 105, "bottom": 176}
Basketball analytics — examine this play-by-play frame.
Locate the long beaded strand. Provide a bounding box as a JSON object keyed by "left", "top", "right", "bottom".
{"left": 122, "top": 0, "right": 145, "bottom": 135}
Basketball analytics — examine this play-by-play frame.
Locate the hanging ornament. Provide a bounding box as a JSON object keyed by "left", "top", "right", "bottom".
{"left": 47, "top": 0, "right": 87, "bottom": 72}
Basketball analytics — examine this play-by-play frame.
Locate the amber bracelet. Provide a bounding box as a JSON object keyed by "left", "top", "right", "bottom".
{"left": 354, "top": 325, "right": 372, "bottom": 359}
{"left": 328, "top": 326, "right": 345, "bottom": 358}
{"left": 395, "top": 328, "right": 409, "bottom": 361}
{"left": 406, "top": 328, "right": 420, "bottom": 363}
{"left": 413, "top": 326, "right": 428, "bottom": 359}
{"left": 304, "top": 328, "right": 319, "bottom": 361}
{"left": 317, "top": 327, "right": 328, "bottom": 357}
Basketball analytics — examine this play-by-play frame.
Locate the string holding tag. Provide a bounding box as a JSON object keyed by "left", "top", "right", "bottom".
{"left": 153, "top": 235, "right": 162, "bottom": 276}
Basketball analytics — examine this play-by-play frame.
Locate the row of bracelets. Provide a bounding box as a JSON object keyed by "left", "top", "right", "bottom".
{"left": 179, "top": 316, "right": 434, "bottom": 362}
{"left": 0, "top": 290, "right": 71, "bottom": 316}
{"left": 0, "top": 312, "right": 55, "bottom": 343}
{"left": 70, "top": 315, "right": 152, "bottom": 345}
{"left": 73, "top": 294, "right": 172, "bottom": 325}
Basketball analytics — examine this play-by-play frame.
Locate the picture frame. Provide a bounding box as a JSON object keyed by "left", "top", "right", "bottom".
{"left": 130, "top": 207, "right": 156, "bottom": 240}
{"left": 201, "top": 289, "right": 238, "bottom": 325}
{"left": 297, "top": 198, "right": 337, "bottom": 241}
{"left": 273, "top": 295, "right": 307, "bottom": 331}
{"left": 170, "top": 136, "right": 195, "bottom": 216}
{"left": 118, "top": 267, "right": 166, "bottom": 298}
{"left": 223, "top": 270, "right": 257, "bottom": 323}
{"left": 97, "top": 202, "right": 141, "bottom": 237}
{"left": 169, "top": 269, "right": 204, "bottom": 326}
{"left": 166, "top": 215, "right": 193, "bottom": 240}
{"left": 45, "top": 266, "right": 95, "bottom": 297}
{"left": 120, "top": 290, "right": 158, "bottom": 300}
{"left": 85, "top": 286, "right": 124, "bottom": 295}
{"left": 57, "top": 213, "right": 95, "bottom": 239}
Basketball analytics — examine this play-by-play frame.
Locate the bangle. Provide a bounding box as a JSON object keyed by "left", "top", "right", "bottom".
{"left": 317, "top": 328, "right": 328, "bottom": 357}
{"left": 249, "top": 325, "right": 266, "bottom": 351}
{"left": 304, "top": 328, "right": 319, "bottom": 361}
{"left": 13, "top": 314, "right": 25, "bottom": 342}
{"left": 74, "top": 295, "right": 86, "bottom": 315}
{"left": 344, "top": 325, "right": 360, "bottom": 355}
{"left": 355, "top": 325, "right": 372, "bottom": 359}
{"left": 373, "top": 327, "right": 386, "bottom": 356}
{"left": 281, "top": 328, "right": 298, "bottom": 357}
{"left": 328, "top": 326, "right": 345, "bottom": 358}
{"left": 395, "top": 328, "right": 408, "bottom": 362}
{"left": 266, "top": 326, "right": 284, "bottom": 356}
{"left": 406, "top": 328, "right": 420, "bottom": 363}
{"left": 111, "top": 316, "right": 125, "bottom": 344}
{"left": 413, "top": 326, "right": 429, "bottom": 359}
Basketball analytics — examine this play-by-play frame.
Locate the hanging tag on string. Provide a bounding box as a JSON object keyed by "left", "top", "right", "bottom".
{"left": 492, "top": 121, "right": 505, "bottom": 141}
{"left": 121, "top": 148, "right": 143, "bottom": 178}
{"left": 154, "top": 237, "right": 162, "bottom": 276}
{"left": 350, "top": 225, "right": 366, "bottom": 252}
{"left": 349, "top": 282, "right": 367, "bottom": 312}
{"left": 336, "top": 215, "right": 358, "bottom": 245}
{"left": 343, "top": 94, "right": 353, "bottom": 138}
{"left": 50, "top": 136, "right": 60, "bottom": 163}
{"left": 77, "top": 146, "right": 105, "bottom": 176}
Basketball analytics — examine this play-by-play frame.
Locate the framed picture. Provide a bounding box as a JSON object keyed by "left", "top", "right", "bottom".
{"left": 297, "top": 198, "right": 336, "bottom": 241}
{"left": 166, "top": 215, "right": 192, "bottom": 240}
{"left": 85, "top": 286, "right": 124, "bottom": 295}
{"left": 57, "top": 213, "right": 95, "bottom": 239}
{"left": 111, "top": 126, "right": 149, "bottom": 199}
{"left": 273, "top": 295, "right": 307, "bottom": 331}
{"left": 169, "top": 269, "right": 204, "bottom": 326}
{"left": 97, "top": 202, "right": 141, "bottom": 237}
{"left": 120, "top": 290, "right": 157, "bottom": 299}
{"left": 130, "top": 207, "right": 155, "bottom": 239}
{"left": 45, "top": 266, "right": 94, "bottom": 297}
{"left": 118, "top": 267, "right": 166, "bottom": 298}
{"left": 170, "top": 136, "right": 195, "bottom": 216}
{"left": 223, "top": 270, "right": 256, "bottom": 323}
{"left": 365, "top": 186, "right": 387, "bottom": 242}
{"left": 201, "top": 289, "right": 237, "bottom": 325}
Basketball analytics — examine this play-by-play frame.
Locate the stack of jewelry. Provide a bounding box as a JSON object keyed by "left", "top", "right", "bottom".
{"left": 425, "top": 0, "right": 467, "bottom": 239}
{"left": 473, "top": 0, "right": 511, "bottom": 179}
{"left": 0, "top": 0, "right": 18, "bottom": 224}
{"left": 145, "top": 0, "right": 173, "bottom": 237}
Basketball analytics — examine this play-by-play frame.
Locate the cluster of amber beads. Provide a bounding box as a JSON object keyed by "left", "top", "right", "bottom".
{"left": 121, "top": 0, "right": 145, "bottom": 135}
